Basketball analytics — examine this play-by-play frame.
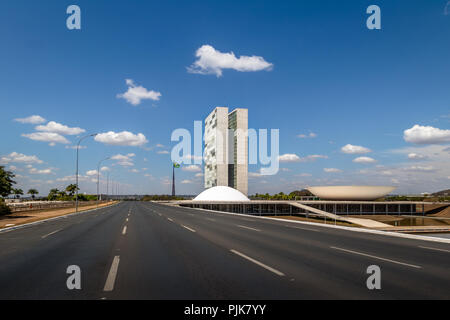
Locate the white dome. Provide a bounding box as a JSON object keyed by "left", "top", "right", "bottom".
{"left": 194, "top": 186, "right": 250, "bottom": 202}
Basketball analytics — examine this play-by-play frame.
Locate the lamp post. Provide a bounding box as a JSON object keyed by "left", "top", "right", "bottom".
{"left": 75, "top": 133, "right": 97, "bottom": 212}
{"left": 97, "top": 157, "right": 111, "bottom": 208}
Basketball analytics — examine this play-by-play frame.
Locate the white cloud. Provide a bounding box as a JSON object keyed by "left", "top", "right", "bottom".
{"left": 130, "top": 169, "right": 139, "bottom": 173}
{"left": 341, "top": 144, "right": 372, "bottom": 154}
{"left": 182, "top": 165, "right": 202, "bottom": 172}
{"left": 248, "top": 172, "right": 262, "bottom": 178}
{"left": 95, "top": 131, "right": 148, "bottom": 146}
{"left": 181, "top": 179, "right": 193, "bottom": 184}
{"left": 278, "top": 154, "right": 300, "bottom": 162}
{"left": 297, "top": 132, "right": 317, "bottom": 139}
{"left": 86, "top": 170, "right": 98, "bottom": 176}
{"left": 445, "top": 1, "right": 450, "bottom": 15}
{"left": 29, "top": 168, "right": 53, "bottom": 175}
{"left": 405, "top": 165, "right": 435, "bottom": 172}
{"left": 195, "top": 172, "right": 204, "bottom": 178}
{"left": 156, "top": 144, "right": 165, "bottom": 148}
{"left": 65, "top": 145, "right": 87, "bottom": 150}
{"left": 14, "top": 115, "right": 46, "bottom": 124}
{"left": 157, "top": 150, "right": 169, "bottom": 154}
{"left": 100, "top": 166, "right": 110, "bottom": 172}
{"left": 35, "top": 121, "right": 85, "bottom": 135}
{"left": 111, "top": 153, "right": 135, "bottom": 167}
{"left": 353, "top": 156, "right": 377, "bottom": 163}
{"left": 278, "top": 153, "right": 327, "bottom": 163}
{"left": 324, "top": 168, "right": 342, "bottom": 173}
{"left": 296, "top": 173, "right": 312, "bottom": 177}
{"left": 0, "top": 152, "right": 43, "bottom": 164}
{"left": 187, "top": 44, "right": 273, "bottom": 77}
{"left": 22, "top": 132, "right": 70, "bottom": 145}
{"left": 403, "top": 125, "right": 450, "bottom": 144}
{"left": 117, "top": 79, "right": 161, "bottom": 106}
{"left": 407, "top": 153, "right": 427, "bottom": 160}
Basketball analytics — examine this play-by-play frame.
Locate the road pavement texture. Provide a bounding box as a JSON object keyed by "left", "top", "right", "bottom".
{"left": 0, "top": 201, "right": 448, "bottom": 299}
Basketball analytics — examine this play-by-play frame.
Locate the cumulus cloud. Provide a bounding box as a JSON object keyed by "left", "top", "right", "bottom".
{"left": 324, "top": 168, "right": 342, "bottom": 173}
{"left": 278, "top": 154, "right": 327, "bottom": 163}
{"left": 404, "top": 165, "right": 435, "bottom": 172}
{"left": 0, "top": 152, "right": 43, "bottom": 164}
{"left": 95, "top": 131, "right": 148, "bottom": 147}
{"left": 111, "top": 153, "right": 135, "bottom": 166}
{"left": 341, "top": 144, "right": 372, "bottom": 154}
{"left": 353, "top": 156, "right": 377, "bottom": 163}
{"left": 14, "top": 115, "right": 46, "bottom": 124}
{"left": 403, "top": 125, "right": 450, "bottom": 144}
{"left": 100, "top": 166, "right": 110, "bottom": 172}
{"left": 22, "top": 132, "right": 70, "bottom": 145}
{"left": 86, "top": 170, "right": 98, "bottom": 176}
{"left": 117, "top": 79, "right": 161, "bottom": 106}
{"left": 407, "top": 153, "right": 427, "bottom": 160}
{"left": 35, "top": 121, "right": 85, "bottom": 135}
{"left": 297, "top": 132, "right": 317, "bottom": 139}
{"left": 278, "top": 154, "right": 301, "bottom": 162}
{"left": 187, "top": 45, "right": 273, "bottom": 77}
{"left": 182, "top": 165, "right": 202, "bottom": 172}
{"left": 29, "top": 167, "right": 53, "bottom": 175}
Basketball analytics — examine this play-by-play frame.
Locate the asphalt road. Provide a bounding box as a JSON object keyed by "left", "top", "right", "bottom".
{"left": 0, "top": 201, "right": 449, "bottom": 299}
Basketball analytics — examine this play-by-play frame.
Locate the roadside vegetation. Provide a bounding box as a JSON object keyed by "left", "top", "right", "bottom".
{"left": 141, "top": 195, "right": 185, "bottom": 201}
{"left": 250, "top": 190, "right": 314, "bottom": 200}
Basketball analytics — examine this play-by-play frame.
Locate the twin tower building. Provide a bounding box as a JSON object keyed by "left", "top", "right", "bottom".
{"left": 204, "top": 107, "right": 248, "bottom": 196}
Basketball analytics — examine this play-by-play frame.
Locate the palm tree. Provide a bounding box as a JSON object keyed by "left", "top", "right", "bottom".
{"left": 47, "top": 188, "right": 59, "bottom": 201}
{"left": 13, "top": 188, "right": 23, "bottom": 199}
{"left": 27, "top": 189, "right": 39, "bottom": 200}
{"left": 65, "top": 184, "right": 78, "bottom": 197}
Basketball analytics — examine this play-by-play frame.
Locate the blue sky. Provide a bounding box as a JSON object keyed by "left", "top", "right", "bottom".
{"left": 1, "top": 0, "right": 449, "bottom": 196}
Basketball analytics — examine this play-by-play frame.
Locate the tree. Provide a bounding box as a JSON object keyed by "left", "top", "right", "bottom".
{"left": 65, "top": 184, "right": 78, "bottom": 197}
{"left": 47, "top": 188, "right": 59, "bottom": 201}
{"left": 12, "top": 188, "right": 23, "bottom": 199}
{"left": 28, "top": 189, "right": 39, "bottom": 200}
{"left": 0, "top": 166, "right": 16, "bottom": 198}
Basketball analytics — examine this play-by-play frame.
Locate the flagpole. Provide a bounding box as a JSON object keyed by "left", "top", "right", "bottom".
{"left": 172, "top": 164, "right": 175, "bottom": 197}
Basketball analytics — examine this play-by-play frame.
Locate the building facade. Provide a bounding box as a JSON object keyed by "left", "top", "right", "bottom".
{"left": 204, "top": 107, "right": 248, "bottom": 195}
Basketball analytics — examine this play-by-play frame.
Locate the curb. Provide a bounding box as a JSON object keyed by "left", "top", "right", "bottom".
{"left": 0, "top": 202, "right": 121, "bottom": 234}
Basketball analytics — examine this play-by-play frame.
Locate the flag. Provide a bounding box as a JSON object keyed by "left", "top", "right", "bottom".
{"left": 173, "top": 162, "right": 180, "bottom": 168}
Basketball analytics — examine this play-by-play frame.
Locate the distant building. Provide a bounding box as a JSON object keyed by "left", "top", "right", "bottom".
{"left": 204, "top": 107, "right": 248, "bottom": 195}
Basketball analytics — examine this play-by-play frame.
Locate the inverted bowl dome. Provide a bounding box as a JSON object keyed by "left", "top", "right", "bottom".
{"left": 307, "top": 186, "right": 396, "bottom": 201}
{"left": 194, "top": 186, "right": 250, "bottom": 202}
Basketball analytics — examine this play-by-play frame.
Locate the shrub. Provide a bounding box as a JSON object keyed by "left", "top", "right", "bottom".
{"left": 0, "top": 200, "right": 11, "bottom": 216}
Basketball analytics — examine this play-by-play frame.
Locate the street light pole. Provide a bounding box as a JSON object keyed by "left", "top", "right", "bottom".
{"left": 97, "top": 157, "right": 111, "bottom": 208}
{"left": 75, "top": 133, "right": 97, "bottom": 212}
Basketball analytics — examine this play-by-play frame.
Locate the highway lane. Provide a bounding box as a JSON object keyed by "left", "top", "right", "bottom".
{"left": 0, "top": 201, "right": 448, "bottom": 299}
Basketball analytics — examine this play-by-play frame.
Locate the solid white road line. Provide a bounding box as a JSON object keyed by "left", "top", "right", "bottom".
{"left": 167, "top": 218, "right": 173, "bottom": 222}
{"left": 286, "top": 225, "right": 320, "bottom": 232}
{"left": 122, "top": 226, "right": 127, "bottom": 235}
{"left": 237, "top": 225, "right": 261, "bottom": 232}
{"left": 182, "top": 225, "right": 196, "bottom": 233}
{"left": 103, "top": 256, "right": 120, "bottom": 292}
{"left": 418, "top": 246, "right": 450, "bottom": 253}
{"left": 41, "top": 229, "right": 62, "bottom": 239}
{"left": 126, "top": 218, "right": 129, "bottom": 222}
{"left": 230, "top": 249, "right": 285, "bottom": 276}
{"left": 331, "top": 246, "right": 422, "bottom": 269}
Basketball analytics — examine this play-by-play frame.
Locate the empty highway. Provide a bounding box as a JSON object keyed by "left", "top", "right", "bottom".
{"left": 0, "top": 201, "right": 449, "bottom": 299}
